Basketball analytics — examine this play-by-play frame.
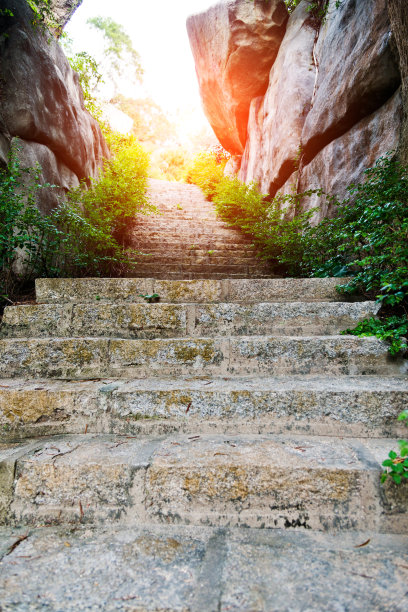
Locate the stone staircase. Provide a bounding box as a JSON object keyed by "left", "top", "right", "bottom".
{"left": 1, "top": 183, "right": 408, "bottom": 610}
{"left": 130, "top": 179, "right": 274, "bottom": 279}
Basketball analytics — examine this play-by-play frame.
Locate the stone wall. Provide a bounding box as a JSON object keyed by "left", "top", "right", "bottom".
{"left": 188, "top": 0, "right": 402, "bottom": 221}
{"left": 0, "top": 0, "right": 108, "bottom": 213}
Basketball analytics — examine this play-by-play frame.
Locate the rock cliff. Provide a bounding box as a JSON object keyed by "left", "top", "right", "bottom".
{"left": 188, "top": 0, "right": 402, "bottom": 220}
{"left": 0, "top": 0, "right": 108, "bottom": 213}
{"left": 187, "top": 0, "right": 289, "bottom": 155}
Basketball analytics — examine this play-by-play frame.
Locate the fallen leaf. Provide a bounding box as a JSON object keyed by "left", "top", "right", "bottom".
{"left": 6, "top": 534, "right": 29, "bottom": 556}
{"left": 354, "top": 538, "right": 371, "bottom": 548}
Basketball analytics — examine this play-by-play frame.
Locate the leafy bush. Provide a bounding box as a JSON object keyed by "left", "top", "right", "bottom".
{"left": 304, "top": 155, "right": 408, "bottom": 306}
{"left": 0, "top": 138, "right": 152, "bottom": 312}
{"left": 69, "top": 137, "right": 153, "bottom": 244}
{"left": 185, "top": 147, "right": 229, "bottom": 199}
{"left": 149, "top": 148, "right": 189, "bottom": 182}
{"left": 382, "top": 411, "right": 408, "bottom": 485}
{"left": 342, "top": 316, "right": 408, "bottom": 356}
{"left": 213, "top": 178, "right": 317, "bottom": 275}
{"left": 190, "top": 150, "right": 408, "bottom": 353}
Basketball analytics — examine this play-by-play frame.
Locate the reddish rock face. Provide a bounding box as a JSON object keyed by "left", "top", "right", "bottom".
{"left": 0, "top": 0, "right": 108, "bottom": 212}
{"left": 189, "top": 0, "right": 402, "bottom": 219}
{"left": 238, "top": 2, "right": 316, "bottom": 193}
{"left": 187, "top": 0, "right": 288, "bottom": 155}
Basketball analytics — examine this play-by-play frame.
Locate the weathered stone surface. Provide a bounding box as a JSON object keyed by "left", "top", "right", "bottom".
{"left": 223, "top": 155, "right": 242, "bottom": 177}
{"left": 7, "top": 435, "right": 159, "bottom": 525}
{"left": 4, "top": 433, "right": 407, "bottom": 531}
{"left": 35, "top": 276, "right": 355, "bottom": 304}
{"left": 186, "top": 0, "right": 288, "bottom": 154}
{"left": 239, "top": 2, "right": 316, "bottom": 193}
{"left": 0, "top": 0, "right": 108, "bottom": 183}
{"left": 12, "top": 138, "right": 80, "bottom": 214}
{"left": 1, "top": 526, "right": 406, "bottom": 611}
{"left": 145, "top": 434, "right": 391, "bottom": 531}
{"left": 238, "top": 96, "right": 264, "bottom": 187}
{"left": 0, "top": 300, "right": 380, "bottom": 339}
{"left": 299, "top": 91, "right": 403, "bottom": 222}
{"left": 2, "top": 376, "right": 408, "bottom": 440}
{"left": 301, "top": 0, "right": 401, "bottom": 164}
{"left": 0, "top": 441, "right": 42, "bottom": 523}
{"left": 228, "top": 336, "right": 406, "bottom": 377}
{"left": 226, "top": 277, "right": 353, "bottom": 303}
{"left": 0, "top": 335, "right": 405, "bottom": 379}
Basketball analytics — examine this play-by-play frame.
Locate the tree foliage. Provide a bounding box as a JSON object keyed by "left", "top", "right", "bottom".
{"left": 111, "top": 95, "right": 175, "bottom": 144}
{"left": 87, "top": 16, "right": 143, "bottom": 85}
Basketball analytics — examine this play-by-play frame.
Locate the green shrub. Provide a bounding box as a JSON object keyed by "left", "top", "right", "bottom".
{"left": 185, "top": 148, "right": 228, "bottom": 199}
{"left": 342, "top": 316, "right": 408, "bottom": 356}
{"left": 302, "top": 155, "right": 408, "bottom": 326}
{"left": 212, "top": 177, "right": 319, "bottom": 276}
{"left": 193, "top": 151, "right": 408, "bottom": 354}
{"left": 69, "top": 137, "right": 153, "bottom": 245}
{"left": 149, "top": 148, "right": 189, "bottom": 182}
{"left": 0, "top": 137, "right": 152, "bottom": 312}
{"left": 382, "top": 411, "right": 408, "bottom": 485}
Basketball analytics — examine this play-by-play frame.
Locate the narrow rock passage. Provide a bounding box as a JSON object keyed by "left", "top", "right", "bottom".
{"left": 0, "top": 180, "right": 407, "bottom": 610}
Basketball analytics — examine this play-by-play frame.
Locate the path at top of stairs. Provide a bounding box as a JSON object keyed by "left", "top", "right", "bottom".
{"left": 0, "top": 180, "right": 407, "bottom": 610}
{"left": 129, "top": 179, "right": 275, "bottom": 279}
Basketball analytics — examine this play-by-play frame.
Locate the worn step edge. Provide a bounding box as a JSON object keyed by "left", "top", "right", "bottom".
{"left": 1, "top": 301, "right": 380, "bottom": 339}
{"left": 0, "top": 336, "right": 405, "bottom": 379}
{"left": 1, "top": 433, "right": 406, "bottom": 531}
{"left": 35, "top": 277, "right": 355, "bottom": 304}
{"left": 1, "top": 376, "right": 407, "bottom": 440}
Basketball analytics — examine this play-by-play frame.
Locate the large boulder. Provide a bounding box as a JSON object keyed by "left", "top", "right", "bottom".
{"left": 0, "top": 0, "right": 108, "bottom": 188}
{"left": 187, "top": 0, "right": 288, "bottom": 155}
{"left": 239, "top": 1, "right": 316, "bottom": 193}
{"left": 301, "top": 0, "right": 401, "bottom": 164}
{"left": 298, "top": 91, "right": 402, "bottom": 223}
{"left": 13, "top": 138, "right": 80, "bottom": 215}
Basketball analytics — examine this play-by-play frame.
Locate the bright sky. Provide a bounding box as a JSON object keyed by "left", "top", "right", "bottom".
{"left": 65, "top": 0, "right": 216, "bottom": 133}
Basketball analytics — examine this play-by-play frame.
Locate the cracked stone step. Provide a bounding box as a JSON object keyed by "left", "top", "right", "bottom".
{"left": 0, "top": 336, "right": 405, "bottom": 379}
{"left": 1, "top": 434, "right": 407, "bottom": 531}
{"left": 1, "top": 376, "right": 408, "bottom": 440}
{"left": 35, "top": 277, "right": 354, "bottom": 304}
{"left": 0, "top": 526, "right": 407, "bottom": 611}
{"left": 1, "top": 301, "right": 380, "bottom": 339}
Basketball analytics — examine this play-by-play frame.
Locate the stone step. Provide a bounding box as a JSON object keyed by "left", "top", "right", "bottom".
{"left": 131, "top": 231, "right": 254, "bottom": 244}
{"left": 35, "top": 277, "right": 354, "bottom": 304}
{"left": 1, "top": 376, "right": 407, "bottom": 440}
{"left": 126, "top": 271, "right": 276, "bottom": 280}
{"left": 0, "top": 525, "right": 406, "bottom": 610}
{"left": 0, "top": 336, "right": 405, "bottom": 379}
{"left": 129, "top": 263, "right": 273, "bottom": 276}
{"left": 134, "top": 240, "right": 256, "bottom": 250}
{"left": 133, "top": 219, "right": 232, "bottom": 229}
{"left": 138, "top": 248, "right": 260, "bottom": 258}
{"left": 1, "top": 301, "right": 380, "bottom": 339}
{"left": 2, "top": 433, "right": 407, "bottom": 531}
{"left": 135, "top": 254, "right": 262, "bottom": 266}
